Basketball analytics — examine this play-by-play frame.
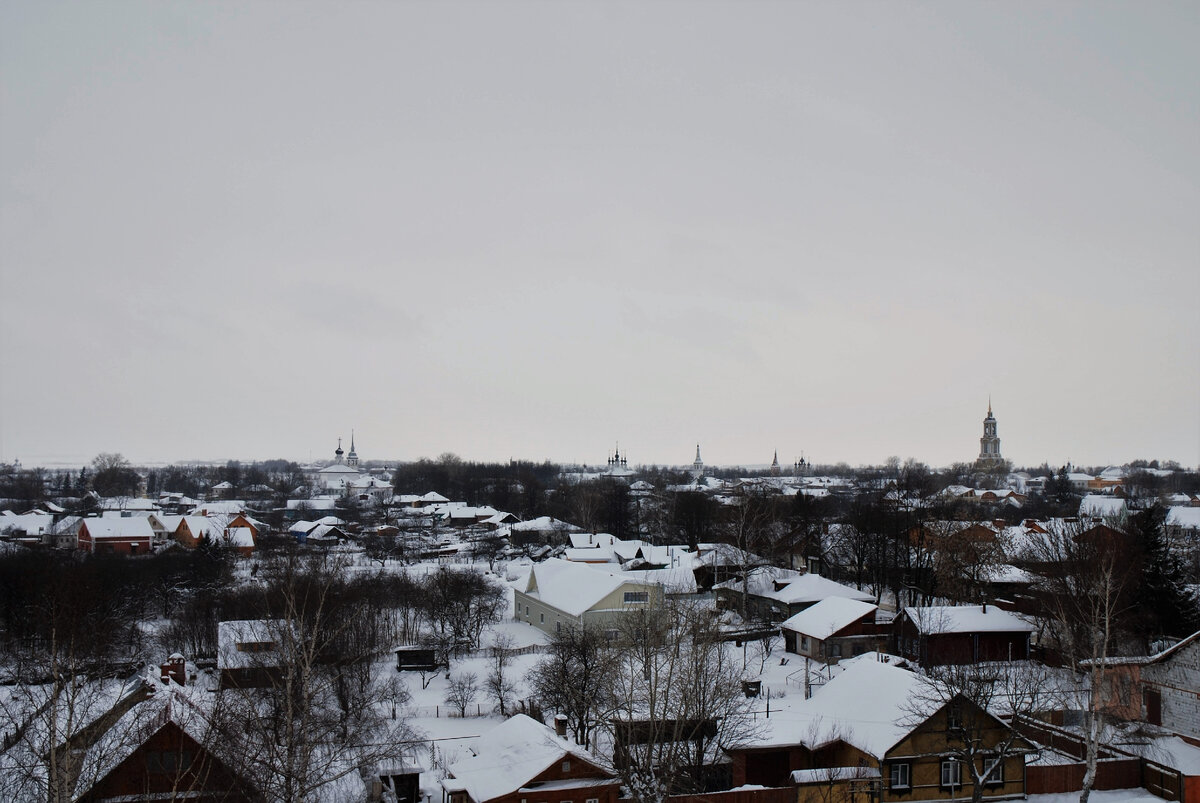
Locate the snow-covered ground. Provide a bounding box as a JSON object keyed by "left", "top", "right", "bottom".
{"left": 1027, "top": 791, "right": 1162, "bottom": 803}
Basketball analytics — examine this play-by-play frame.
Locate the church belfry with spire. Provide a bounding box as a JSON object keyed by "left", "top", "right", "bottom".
{"left": 977, "top": 400, "right": 1003, "bottom": 468}
{"left": 347, "top": 431, "right": 359, "bottom": 468}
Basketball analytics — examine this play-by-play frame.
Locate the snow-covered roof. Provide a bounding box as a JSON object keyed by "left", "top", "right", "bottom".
{"left": 1167, "top": 506, "right": 1200, "bottom": 530}
{"left": 564, "top": 547, "right": 617, "bottom": 563}
{"left": 72, "top": 683, "right": 220, "bottom": 800}
{"left": 1079, "top": 495, "right": 1126, "bottom": 518}
{"left": 79, "top": 517, "right": 155, "bottom": 539}
{"left": 715, "top": 567, "right": 873, "bottom": 607}
{"left": 780, "top": 597, "right": 877, "bottom": 641}
{"left": 226, "top": 527, "right": 254, "bottom": 547}
{"left": 569, "top": 532, "right": 618, "bottom": 549}
{"left": 512, "top": 516, "right": 580, "bottom": 532}
{"left": 522, "top": 558, "right": 647, "bottom": 617}
{"left": 618, "top": 565, "right": 699, "bottom": 595}
{"left": 178, "top": 515, "right": 219, "bottom": 538}
{"left": 217, "top": 619, "right": 289, "bottom": 669}
{"left": 749, "top": 659, "right": 925, "bottom": 759}
{"left": 901, "top": 605, "right": 1035, "bottom": 635}
{"left": 99, "top": 497, "right": 160, "bottom": 511}
{"left": 443, "top": 714, "right": 607, "bottom": 803}
{"left": 0, "top": 511, "right": 55, "bottom": 535}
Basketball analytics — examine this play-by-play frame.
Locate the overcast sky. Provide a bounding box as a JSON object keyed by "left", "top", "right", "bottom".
{"left": 2, "top": 1, "right": 1197, "bottom": 471}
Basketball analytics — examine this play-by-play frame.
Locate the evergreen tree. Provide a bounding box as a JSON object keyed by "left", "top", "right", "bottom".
{"left": 1129, "top": 505, "right": 1200, "bottom": 647}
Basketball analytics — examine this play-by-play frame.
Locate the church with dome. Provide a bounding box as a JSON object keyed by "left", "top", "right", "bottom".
{"left": 310, "top": 433, "right": 389, "bottom": 496}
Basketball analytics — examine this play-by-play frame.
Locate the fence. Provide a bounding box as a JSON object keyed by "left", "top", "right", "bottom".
{"left": 619, "top": 786, "right": 794, "bottom": 803}
{"left": 1014, "top": 715, "right": 1189, "bottom": 802}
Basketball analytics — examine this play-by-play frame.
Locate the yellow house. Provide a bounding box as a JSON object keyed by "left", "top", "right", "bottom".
{"left": 514, "top": 557, "right": 663, "bottom": 637}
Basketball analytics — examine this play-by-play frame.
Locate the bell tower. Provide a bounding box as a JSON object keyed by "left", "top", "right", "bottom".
{"left": 977, "top": 400, "right": 1002, "bottom": 467}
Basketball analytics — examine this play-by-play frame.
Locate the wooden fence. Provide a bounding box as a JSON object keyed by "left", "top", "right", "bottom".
{"left": 619, "top": 786, "right": 794, "bottom": 803}
{"left": 1014, "top": 715, "right": 1190, "bottom": 802}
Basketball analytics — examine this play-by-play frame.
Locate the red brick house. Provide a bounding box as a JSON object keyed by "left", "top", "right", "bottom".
{"left": 441, "top": 715, "right": 619, "bottom": 803}
{"left": 77, "top": 517, "right": 155, "bottom": 554}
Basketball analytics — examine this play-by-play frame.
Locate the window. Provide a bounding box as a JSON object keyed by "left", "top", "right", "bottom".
{"left": 586, "top": 798, "right": 599, "bottom": 803}
{"left": 147, "top": 750, "right": 193, "bottom": 773}
{"left": 562, "top": 760, "right": 571, "bottom": 771}
{"left": 605, "top": 630, "right": 619, "bottom": 642}
{"left": 983, "top": 755, "right": 1004, "bottom": 785}
{"left": 799, "top": 636, "right": 809, "bottom": 651}
{"left": 556, "top": 621, "right": 561, "bottom": 633}
{"left": 540, "top": 613, "right": 545, "bottom": 624}
{"left": 946, "top": 702, "right": 962, "bottom": 730}
{"left": 829, "top": 643, "right": 842, "bottom": 658}
{"left": 941, "top": 759, "right": 961, "bottom": 788}
{"left": 623, "top": 591, "right": 648, "bottom": 604}
{"left": 889, "top": 762, "right": 911, "bottom": 789}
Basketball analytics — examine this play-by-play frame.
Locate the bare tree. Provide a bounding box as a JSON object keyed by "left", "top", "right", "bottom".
{"left": 211, "top": 551, "right": 419, "bottom": 802}
{"left": 530, "top": 624, "right": 616, "bottom": 748}
{"left": 485, "top": 633, "right": 518, "bottom": 716}
{"left": 903, "top": 661, "right": 1048, "bottom": 803}
{"left": 444, "top": 672, "right": 479, "bottom": 717}
{"left": 606, "top": 600, "right": 763, "bottom": 803}
{"left": 1020, "top": 521, "right": 1139, "bottom": 803}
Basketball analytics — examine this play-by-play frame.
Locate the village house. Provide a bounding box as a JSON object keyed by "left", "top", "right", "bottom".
{"left": 217, "top": 620, "right": 287, "bottom": 690}
{"left": 713, "top": 566, "right": 873, "bottom": 622}
{"left": 76, "top": 516, "right": 156, "bottom": 554}
{"left": 514, "top": 557, "right": 663, "bottom": 637}
{"left": 71, "top": 684, "right": 259, "bottom": 802}
{"left": 173, "top": 515, "right": 221, "bottom": 548}
{"left": 441, "top": 714, "right": 619, "bottom": 803}
{"left": 893, "top": 605, "right": 1035, "bottom": 667}
{"left": 779, "top": 596, "right": 883, "bottom": 664}
{"left": 1086, "top": 629, "right": 1200, "bottom": 741}
{"left": 727, "top": 659, "right": 1032, "bottom": 802}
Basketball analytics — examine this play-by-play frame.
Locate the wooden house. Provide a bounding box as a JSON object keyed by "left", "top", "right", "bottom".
{"left": 893, "top": 605, "right": 1034, "bottom": 667}
{"left": 727, "top": 659, "right": 1032, "bottom": 802}
{"left": 779, "top": 597, "right": 883, "bottom": 664}
{"left": 440, "top": 714, "right": 618, "bottom": 803}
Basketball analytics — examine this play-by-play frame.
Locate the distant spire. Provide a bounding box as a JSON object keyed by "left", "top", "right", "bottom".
{"left": 695, "top": 443, "right": 702, "bottom": 462}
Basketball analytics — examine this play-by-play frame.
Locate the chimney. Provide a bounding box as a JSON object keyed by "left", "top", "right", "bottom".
{"left": 982, "top": 602, "right": 988, "bottom": 613}
{"left": 160, "top": 653, "right": 186, "bottom": 686}
{"left": 554, "top": 714, "right": 568, "bottom": 739}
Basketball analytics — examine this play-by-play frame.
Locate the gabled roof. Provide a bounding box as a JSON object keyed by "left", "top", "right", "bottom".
{"left": 178, "top": 516, "right": 219, "bottom": 538}
{"left": 900, "top": 605, "right": 1035, "bottom": 635}
{"left": 780, "top": 597, "right": 878, "bottom": 640}
{"left": 71, "top": 684, "right": 228, "bottom": 802}
{"left": 80, "top": 517, "right": 156, "bottom": 539}
{"left": 522, "top": 558, "right": 645, "bottom": 617}
{"left": 443, "top": 714, "right": 608, "bottom": 803}
{"left": 748, "top": 659, "right": 925, "bottom": 759}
